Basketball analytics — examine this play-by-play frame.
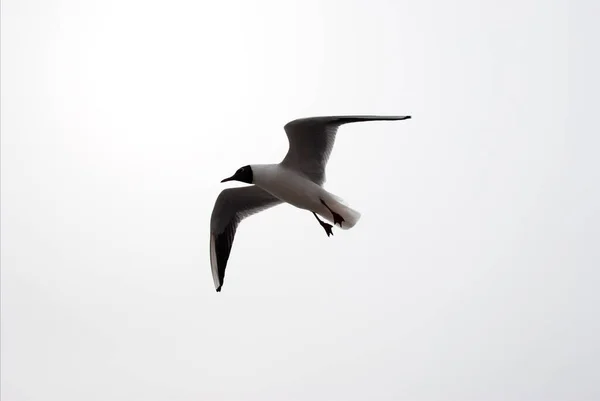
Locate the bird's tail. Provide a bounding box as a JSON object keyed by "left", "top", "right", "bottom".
{"left": 320, "top": 192, "right": 361, "bottom": 230}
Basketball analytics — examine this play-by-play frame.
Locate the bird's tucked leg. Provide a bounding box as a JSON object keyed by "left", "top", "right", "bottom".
{"left": 313, "top": 212, "right": 334, "bottom": 237}
{"left": 320, "top": 199, "right": 345, "bottom": 227}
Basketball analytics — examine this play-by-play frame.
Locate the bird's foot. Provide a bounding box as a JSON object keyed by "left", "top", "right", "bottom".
{"left": 313, "top": 212, "right": 334, "bottom": 237}
{"left": 320, "top": 199, "right": 345, "bottom": 227}
{"left": 320, "top": 221, "right": 334, "bottom": 237}
{"left": 331, "top": 212, "right": 344, "bottom": 227}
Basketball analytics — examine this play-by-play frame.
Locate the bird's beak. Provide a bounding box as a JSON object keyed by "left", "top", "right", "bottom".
{"left": 221, "top": 175, "right": 235, "bottom": 183}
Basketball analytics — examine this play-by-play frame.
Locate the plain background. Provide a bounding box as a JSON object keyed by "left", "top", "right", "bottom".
{"left": 1, "top": 0, "right": 598, "bottom": 400}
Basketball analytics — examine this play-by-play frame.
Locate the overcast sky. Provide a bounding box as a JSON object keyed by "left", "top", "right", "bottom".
{"left": 1, "top": 0, "right": 598, "bottom": 400}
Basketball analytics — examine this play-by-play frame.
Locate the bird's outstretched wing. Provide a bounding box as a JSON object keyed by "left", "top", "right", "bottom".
{"left": 210, "top": 186, "right": 282, "bottom": 292}
{"left": 281, "top": 115, "right": 411, "bottom": 185}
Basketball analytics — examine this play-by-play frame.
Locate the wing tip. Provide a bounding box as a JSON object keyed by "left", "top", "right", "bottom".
{"left": 284, "top": 114, "right": 412, "bottom": 128}
{"left": 210, "top": 233, "right": 223, "bottom": 292}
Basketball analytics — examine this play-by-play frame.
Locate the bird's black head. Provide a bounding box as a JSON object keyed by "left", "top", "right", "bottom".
{"left": 221, "top": 165, "right": 253, "bottom": 184}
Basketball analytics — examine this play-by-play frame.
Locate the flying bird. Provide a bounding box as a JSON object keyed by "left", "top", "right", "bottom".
{"left": 210, "top": 115, "right": 411, "bottom": 292}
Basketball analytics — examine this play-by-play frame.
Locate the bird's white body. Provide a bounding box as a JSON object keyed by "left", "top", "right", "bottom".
{"left": 251, "top": 164, "right": 361, "bottom": 229}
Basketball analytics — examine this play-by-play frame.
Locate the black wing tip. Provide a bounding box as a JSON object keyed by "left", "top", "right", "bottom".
{"left": 284, "top": 114, "right": 412, "bottom": 128}
{"left": 216, "top": 285, "right": 222, "bottom": 292}
{"left": 376, "top": 115, "right": 411, "bottom": 120}
{"left": 334, "top": 115, "right": 412, "bottom": 124}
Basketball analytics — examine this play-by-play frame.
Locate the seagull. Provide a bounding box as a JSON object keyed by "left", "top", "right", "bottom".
{"left": 209, "top": 115, "right": 411, "bottom": 292}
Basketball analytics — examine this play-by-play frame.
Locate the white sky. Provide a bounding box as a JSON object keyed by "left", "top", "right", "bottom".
{"left": 1, "top": 0, "right": 598, "bottom": 400}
